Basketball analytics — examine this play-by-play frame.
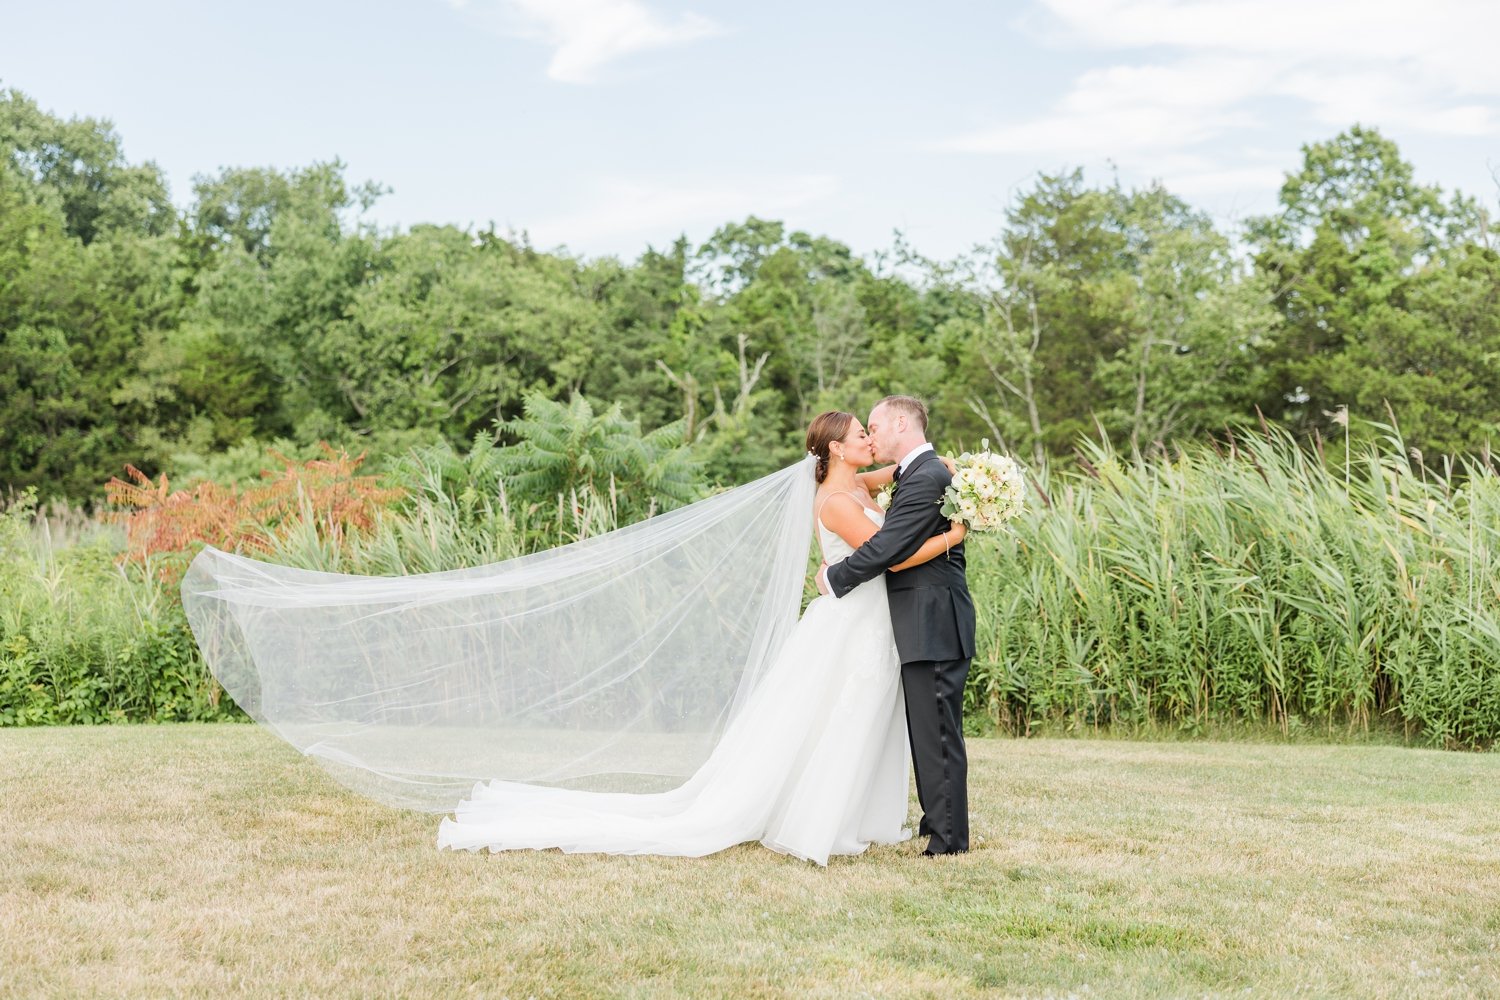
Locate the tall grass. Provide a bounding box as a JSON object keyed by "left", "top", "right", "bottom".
{"left": 257, "top": 439, "right": 628, "bottom": 574}
{"left": 967, "top": 425, "right": 1500, "bottom": 748}
{"left": 0, "top": 493, "right": 226, "bottom": 725}
{"left": 0, "top": 446, "right": 629, "bottom": 724}
{"left": 5, "top": 428, "right": 1499, "bottom": 747}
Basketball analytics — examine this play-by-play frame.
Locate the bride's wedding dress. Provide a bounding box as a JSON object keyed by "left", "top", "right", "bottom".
{"left": 437, "top": 505, "right": 910, "bottom": 864}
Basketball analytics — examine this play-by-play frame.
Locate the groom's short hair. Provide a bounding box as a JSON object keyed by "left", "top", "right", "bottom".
{"left": 875, "top": 395, "right": 928, "bottom": 435}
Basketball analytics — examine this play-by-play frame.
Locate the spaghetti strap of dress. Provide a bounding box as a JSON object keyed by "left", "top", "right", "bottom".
{"left": 815, "top": 489, "right": 869, "bottom": 528}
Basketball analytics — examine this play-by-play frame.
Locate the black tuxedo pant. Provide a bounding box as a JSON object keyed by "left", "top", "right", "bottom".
{"left": 901, "top": 657, "right": 970, "bottom": 854}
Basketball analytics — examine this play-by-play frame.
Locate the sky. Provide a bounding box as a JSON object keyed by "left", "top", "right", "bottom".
{"left": 3, "top": 0, "right": 1498, "bottom": 262}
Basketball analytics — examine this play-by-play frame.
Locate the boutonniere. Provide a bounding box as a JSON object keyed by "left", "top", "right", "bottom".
{"left": 876, "top": 482, "right": 897, "bottom": 510}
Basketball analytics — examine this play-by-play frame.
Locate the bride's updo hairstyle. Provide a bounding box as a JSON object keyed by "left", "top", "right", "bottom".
{"left": 806, "top": 411, "right": 855, "bottom": 484}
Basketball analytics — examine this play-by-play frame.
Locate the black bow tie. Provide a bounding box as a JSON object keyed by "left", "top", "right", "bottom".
{"left": 892, "top": 464, "right": 903, "bottom": 482}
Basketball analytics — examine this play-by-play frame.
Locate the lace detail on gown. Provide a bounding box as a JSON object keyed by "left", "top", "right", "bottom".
{"left": 437, "top": 500, "right": 910, "bottom": 864}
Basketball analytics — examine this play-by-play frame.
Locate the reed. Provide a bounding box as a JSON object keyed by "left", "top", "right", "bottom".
{"left": 967, "top": 423, "right": 1500, "bottom": 748}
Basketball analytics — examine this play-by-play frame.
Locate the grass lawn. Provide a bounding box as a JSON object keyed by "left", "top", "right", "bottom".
{"left": 2, "top": 726, "right": 1498, "bottom": 998}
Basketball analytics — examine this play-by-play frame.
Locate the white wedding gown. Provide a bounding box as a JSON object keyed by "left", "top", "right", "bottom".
{"left": 437, "top": 505, "right": 910, "bottom": 865}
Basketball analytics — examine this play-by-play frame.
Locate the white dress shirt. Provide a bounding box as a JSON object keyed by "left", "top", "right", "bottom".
{"left": 897, "top": 442, "right": 934, "bottom": 478}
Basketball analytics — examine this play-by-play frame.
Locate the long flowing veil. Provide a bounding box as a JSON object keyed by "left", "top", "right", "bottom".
{"left": 182, "top": 455, "right": 818, "bottom": 812}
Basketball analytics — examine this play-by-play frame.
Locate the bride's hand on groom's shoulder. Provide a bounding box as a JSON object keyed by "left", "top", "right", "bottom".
{"left": 940, "top": 455, "right": 957, "bottom": 475}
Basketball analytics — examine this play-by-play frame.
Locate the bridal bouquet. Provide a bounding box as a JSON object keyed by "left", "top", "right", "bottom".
{"left": 939, "top": 441, "right": 1025, "bottom": 531}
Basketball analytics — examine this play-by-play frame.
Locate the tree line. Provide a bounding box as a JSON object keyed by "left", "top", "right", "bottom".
{"left": 3, "top": 85, "right": 1498, "bottom": 504}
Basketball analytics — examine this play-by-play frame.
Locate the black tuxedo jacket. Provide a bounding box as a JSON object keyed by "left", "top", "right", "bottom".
{"left": 826, "top": 449, "right": 976, "bottom": 665}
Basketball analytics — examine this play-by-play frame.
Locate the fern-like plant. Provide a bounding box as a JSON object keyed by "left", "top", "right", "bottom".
{"left": 496, "top": 393, "right": 704, "bottom": 519}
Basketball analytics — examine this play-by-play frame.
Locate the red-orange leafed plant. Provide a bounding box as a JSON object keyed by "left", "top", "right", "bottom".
{"left": 106, "top": 445, "right": 406, "bottom": 581}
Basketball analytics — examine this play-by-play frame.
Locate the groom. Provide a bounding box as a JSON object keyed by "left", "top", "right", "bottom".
{"left": 817, "top": 395, "right": 976, "bottom": 856}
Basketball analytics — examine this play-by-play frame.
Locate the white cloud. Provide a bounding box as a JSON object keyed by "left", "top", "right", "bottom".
{"left": 523, "top": 174, "right": 841, "bottom": 253}
{"left": 1158, "top": 164, "right": 1288, "bottom": 198}
{"left": 452, "top": 0, "right": 724, "bottom": 84}
{"left": 947, "top": 0, "right": 1500, "bottom": 186}
{"left": 945, "top": 57, "right": 1268, "bottom": 155}
{"left": 1045, "top": 0, "right": 1500, "bottom": 86}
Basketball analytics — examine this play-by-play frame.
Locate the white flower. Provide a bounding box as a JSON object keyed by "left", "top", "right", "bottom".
{"left": 939, "top": 448, "right": 1025, "bottom": 531}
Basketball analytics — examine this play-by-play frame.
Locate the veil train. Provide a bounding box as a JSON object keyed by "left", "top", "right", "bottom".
{"left": 181, "top": 456, "right": 818, "bottom": 812}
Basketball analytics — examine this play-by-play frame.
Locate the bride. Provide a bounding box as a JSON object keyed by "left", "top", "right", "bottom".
{"left": 180, "top": 411, "right": 964, "bottom": 866}
{"left": 436, "top": 411, "right": 965, "bottom": 864}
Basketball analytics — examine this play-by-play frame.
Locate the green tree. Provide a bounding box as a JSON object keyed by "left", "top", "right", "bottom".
{"left": 0, "top": 154, "right": 192, "bottom": 499}
{"left": 977, "top": 172, "right": 1134, "bottom": 458}
{"left": 189, "top": 161, "right": 384, "bottom": 440}
{"left": 585, "top": 239, "right": 695, "bottom": 431}
{"left": 1094, "top": 185, "right": 1279, "bottom": 450}
{"left": 0, "top": 88, "right": 173, "bottom": 244}
{"left": 1316, "top": 243, "right": 1500, "bottom": 459}
{"left": 330, "top": 225, "right": 612, "bottom": 441}
{"left": 688, "top": 218, "right": 879, "bottom": 473}
{"left": 1248, "top": 125, "right": 1490, "bottom": 454}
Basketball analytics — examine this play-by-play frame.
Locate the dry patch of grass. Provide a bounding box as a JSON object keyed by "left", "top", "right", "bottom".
{"left": 2, "top": 726, "right": 1498, "bottom": 998}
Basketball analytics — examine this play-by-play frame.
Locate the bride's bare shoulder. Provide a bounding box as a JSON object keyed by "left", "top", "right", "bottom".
{"left": 814, "top": 486, "right": 860, "bottom": 507}
{"left": 815, "top": 489, "right": 868, "bottom": 525}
